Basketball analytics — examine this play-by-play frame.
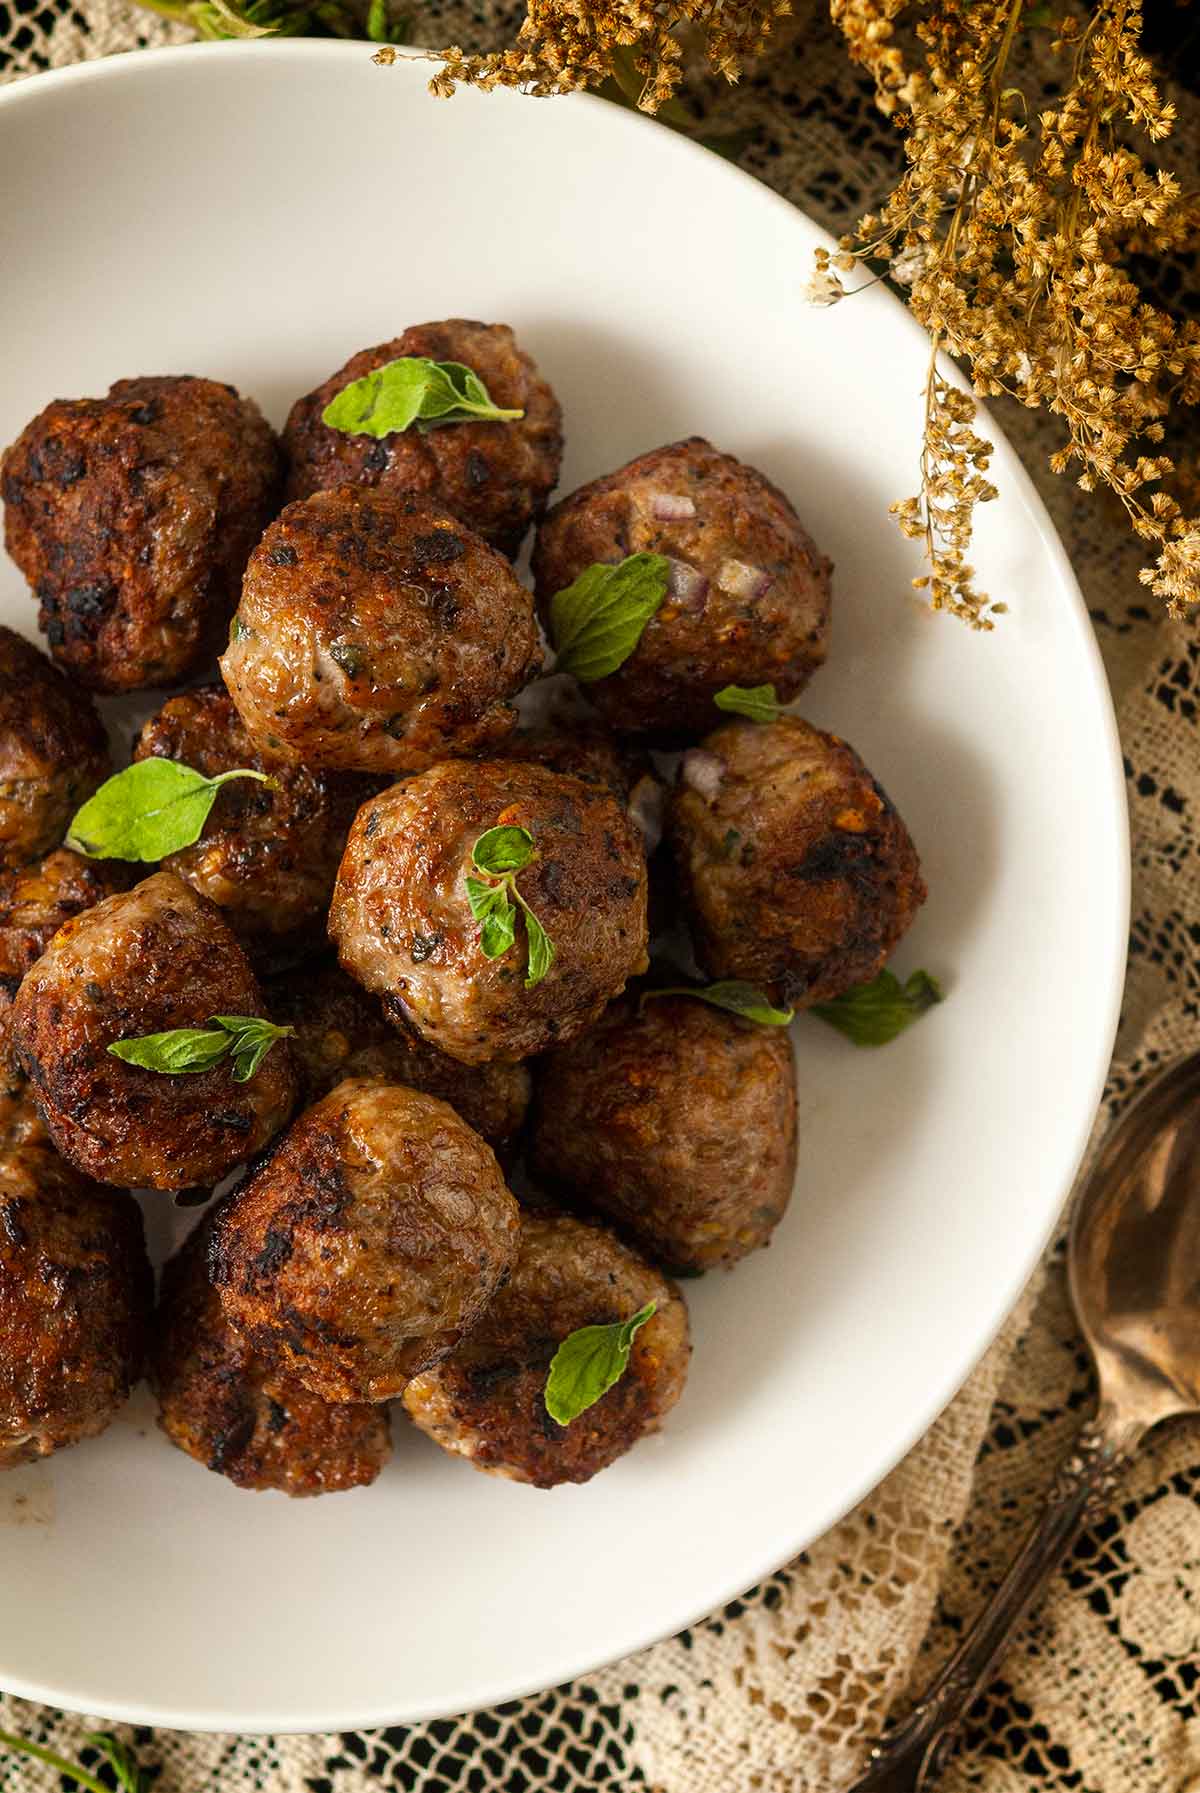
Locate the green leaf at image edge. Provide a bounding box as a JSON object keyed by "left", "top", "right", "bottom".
{"left": 544, "top": 1300, "right": 658, "bottom": 1426}
{"left": 810, "top": 968, "right": 943, "bottom": 1046}
{"left": 549, "top": 553, "right": 671, "bottom": 683}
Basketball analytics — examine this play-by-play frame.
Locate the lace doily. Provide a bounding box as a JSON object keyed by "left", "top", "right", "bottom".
{"left": 1, "top": 3, "right": 1199, "bottom": 1787}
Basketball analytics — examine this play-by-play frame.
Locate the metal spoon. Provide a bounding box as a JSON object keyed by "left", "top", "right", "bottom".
{"left": 851, "top": 1051, "right": 1200, "bottom": 1792}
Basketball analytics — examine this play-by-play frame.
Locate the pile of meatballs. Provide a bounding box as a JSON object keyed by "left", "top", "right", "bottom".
{"left": 0, "top": 319, "right": 924, "bottom": 1497}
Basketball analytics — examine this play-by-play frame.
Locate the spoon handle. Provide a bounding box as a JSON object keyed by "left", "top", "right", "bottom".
{"left": 848, "top": 1411, "right": 1139, "bottom": 1793}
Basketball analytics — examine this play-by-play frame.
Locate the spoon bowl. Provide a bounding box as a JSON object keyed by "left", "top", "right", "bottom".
{"left": 855, "top": 1049, "right": 1200, "bottom": 1792}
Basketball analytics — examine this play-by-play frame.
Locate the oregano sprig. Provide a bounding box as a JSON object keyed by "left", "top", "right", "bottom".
{"left": 544, "top": 1301, "right": 657, "bottom": 1425}
{"left": 67, "top": 759, "right": 275, "bottom": 862}
{"left": 108, "top": 1014, "right": 294, "bottom": 1083}
{"left": 322, "top": 357, "right": 524, "bottom": 438}
{"left": 465, "top": 825, "right": 556, "bottom": 989}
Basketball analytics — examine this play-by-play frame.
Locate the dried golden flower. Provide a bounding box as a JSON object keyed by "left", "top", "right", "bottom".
{"left": 820, "top": 0, "right": 1200, "bottom": 623}
{"left": 388, "top": 0, "right": 1199, "bottom": 625}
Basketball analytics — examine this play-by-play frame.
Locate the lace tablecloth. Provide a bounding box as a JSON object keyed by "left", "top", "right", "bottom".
{"left": 1, "top": 3, "right": 1199, "bottom": 1786}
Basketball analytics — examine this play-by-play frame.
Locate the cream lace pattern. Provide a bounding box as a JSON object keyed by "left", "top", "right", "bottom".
{"left": 1, "top": 2, "right": 1199, "bottom": 1785}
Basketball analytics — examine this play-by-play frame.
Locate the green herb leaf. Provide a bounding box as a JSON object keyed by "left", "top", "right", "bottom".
{"left": 643, "top": 980, "right": 794, "bottom": 1026}
{"left": 211, "top": 1015, "right": 296, "bottom": 1083}
{"left": 107, "top": 1027, "right": 232, "bottom": 1075}
{"left": 545, "top": 1301, "right": 657, "bottom": 1425}
{"left": 810, "top": 968, "right": 944, "bottom": 1046}
{"left": 466, "top": 830, "right": 555, "bottom": 984}
{"left": 0, "top": 1728, "right": 132, "bottom": 1793}
{"left": 549, "top": 553, "right": 671, "bottom": 683}
{"left": 86, "top": 1734, "right": 152, "bottom": 1793}
{"left": 467, "top": 876, "right": 518, "bottom": 959}
{"left": 66, "top": 760, "right": 274, "bottom": 863}
{"left": 714, "top": 683, "right": 785, "bottom": 723}
{"left": 321, "top": 357, "right": 524, "bottom": 438}
{"left": 472, "top": 824, "right": 535, "bottom": 875}
{"left": 523, "top": 908, "right": 556, "bottom": 988}
{"left": 365, "top": 0, "right": 389, "bottom": 37}
{"left": 107, "top": 1015, "right": 293, "bottom": 1080}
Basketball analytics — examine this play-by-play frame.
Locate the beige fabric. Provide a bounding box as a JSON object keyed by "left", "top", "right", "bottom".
{"left": 1, "top": 3, "right": 1198, "bottom": 1786}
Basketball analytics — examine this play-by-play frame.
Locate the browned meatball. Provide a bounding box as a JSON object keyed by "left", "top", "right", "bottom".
{"left": 220, "top": 489, "right": 541, "bottom": 774}
{"left": 669, "top": 717, "right": 925, "bottom": 1008}
{"left": 402, "top": 1213, "right": 689, "bottom": 1488}
{"left": 282, "top": 320, "right": 563, "bottom": 557}
{"left": 151, "top": 1219, "right": 391, "bottom": 1497}
{"left": 0, "top": 847, "right": 129, "bottom": 987}
{"left": 0, "top": 844, "right": 130, "bottom": 1094}
{"left": 133, "top": 685, "right": 371, "bottom": 967}
{"left": 532, "top": 438, "right": 832, "bottom": 742}
{"left": 494, "top": 722, "right": 661, "bottom": 822}
{"left": 329, "top": 760, "right": 649, "bottom": 1066}
{"left": 10, "top": 871, "right": 297, "bottom": 1191}
{"left": 209, "top": 1078, "right": 520, "bottom": 1403}
{"left": 0, "top": 627, "right": 110, "bottom": 868}
{"left": 530, "top": 995, "right": 797, "bottom": 1272}
{"left": 0, "top": 1129, "right": 151, "bottom": 1469}
{"left": 265, "top": 958, "right": 530, "bottom": 1156}
{"left": 1, "top": 376, "right": 280, "bottom": 693}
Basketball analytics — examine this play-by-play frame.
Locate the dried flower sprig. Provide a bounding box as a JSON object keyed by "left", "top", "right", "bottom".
{"left": 812, "top": 0, "right": 1200, "bottom": 624}
{"left": 419, "top": 0, "right": 792, "bottom": 109}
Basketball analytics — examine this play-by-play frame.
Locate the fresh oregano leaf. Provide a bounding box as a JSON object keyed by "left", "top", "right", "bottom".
{"left": 714, "top": 683, "right": 786, "bottom": 723}
{"left": 107, "top": 1015, "right": 293, "bottom": 1079}
{"left": 211, "top": 1015, "right": 297, "bottom": 1083}
{"left": 466, "top": 876, "right": 518, "bottom": 959}
{"left": 810, "top": 968, "right": 943, "bottom": 1046}
{"left": 643, "top": 980, "right": 794, "bottom": 1026}
{"left": 472, "top": 825, "right": 535, "bottom": 875}
{"left": 545, "top": 1301, "right": 657, "bottom": 1425}
{"left": 321, "top": 357, "right": 524, "bottom": 438}
{"left": 549, "top": 553, "right": 671, "bottom": 683}
{"left": 66, "top": 760, "right": 274, "bottom": 862}
{"left": 465, "top": 829, "right": 555, "bottom": 986}
{"left": 523, "top": 909, "right": 556, "bottom": 989}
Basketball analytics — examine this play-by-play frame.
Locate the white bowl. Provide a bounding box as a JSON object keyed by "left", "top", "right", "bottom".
{"left": 0, "top": 41, "right": 1127, "bottom": 1733}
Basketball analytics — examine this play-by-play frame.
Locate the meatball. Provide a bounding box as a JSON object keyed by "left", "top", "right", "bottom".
{"left": 282, "top": 320, "right": 563, "bottom": 557}
{"left": 402, "top": 1213, "right": 689, "bottom": 1488}
{"left": 530, "top": 995, "right": 797, "bottom": 1272}
{"left": 220, "top": 489, "right": 541, "bottom": 774}
{"left": 0, "top": 1132, "right": 151, "bottom": 1469}
{"left": 0, "top": 847, "right": 129, "bottom": 987}
{"left": 329, "top": 760, "right": 649, "bottom": 1066}
{"left": 10, "top": 871, "right": 297, "bottom": 1191}
{"left": 265, "top": 958, "right": 530, "bottom": 1157}
{"left": 209, "top": 1077, "right": 520, "bottom": 1404}
{"left": 669, "top": 717, "right": 925, "bottom": 1008}
{"left": 495, "top": 723, "right": 661, "bottom": 825}
{"left": 1, "top": 376, "right": 280, "bottom": 693}
{"left": 0, "top": 627, "right": 110, "bottom": 868}
{"left": 133, "top": 685, "right": 371, "bottom": 966}
{"left": 532, "top": 437, "right": 832, "bottom": 742}
{"left": 151, "top": 1220, "right": 391, "bottom": 1497}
